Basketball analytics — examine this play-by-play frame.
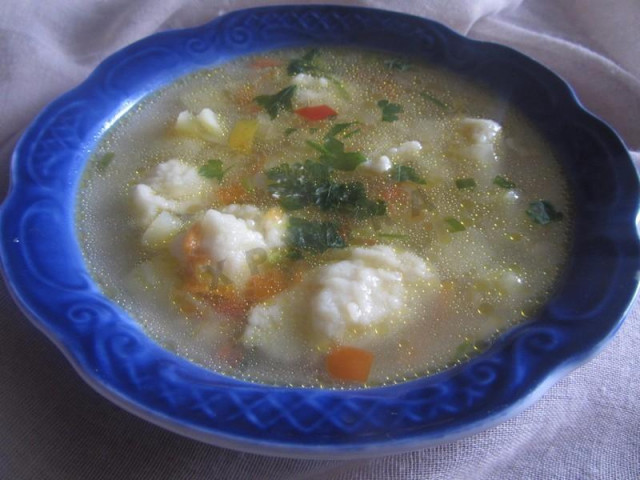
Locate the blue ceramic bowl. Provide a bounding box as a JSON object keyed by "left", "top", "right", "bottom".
{"left": 1, "top": 6, "right": 639, "bottom": 458}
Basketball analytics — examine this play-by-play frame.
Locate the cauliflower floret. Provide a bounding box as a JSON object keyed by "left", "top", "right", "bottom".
{"left": 360, "top": 155, "right": 393, "bottom": 173}
{"left": 290, "top": 73, "right": 334, "bottom": 108}
{"left": 145, "top": 159, "right": 208, "bottom": 199}
{"left": 360, "top": 141, "right": 423, "bottom": 174}
{"left": 388, "top": 140, "right": 423, "bottom": 158}
{"left": 131, "top": 159, "right": 209, "bottom": 229}
{"left": 452, "top": 118, "right": 502, "bottom": 165}
{"left": 242, "top": 246, "right": 439, "bottom": 360}
{"left": 174, "top": 206, "right": 288, "bottom": 286}
{"left": 310, "top": 246, "right": 436, "bottom": 339}
{"left": 175, "top": 108, "right": 224, "bottom": 141}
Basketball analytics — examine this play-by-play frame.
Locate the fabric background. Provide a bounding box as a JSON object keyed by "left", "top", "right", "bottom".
{"left": 1, "top": 1, "right": 639, "bottom": 479}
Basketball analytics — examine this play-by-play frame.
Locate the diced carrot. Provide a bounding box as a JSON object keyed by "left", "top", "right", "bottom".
{"left": 294, "top": 105, "right": 338, "bottom": 121}
{"left": 244, "top": 269, "right": 289, "bottom": 304}
{"left": 205, "top": 284, "right": 249, "bottom": 318}
{"left": 182, "top": 224, "right": 202, "bottom": 257}
{"left": 326, "top": 346, "right": 374, "bottom": 382}
{"left": 250, "top": 57, "right": 283, "bottom": 69}
{"left": 217, "top": 182, "right": 250, "bottom": 205}
{"left": 217, "top": 342, "right": 244, "bottom": 366}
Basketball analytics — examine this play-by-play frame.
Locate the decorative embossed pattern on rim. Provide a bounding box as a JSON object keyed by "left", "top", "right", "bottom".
{"left": 1, "top": 6, "right": 639, "bottom": 458}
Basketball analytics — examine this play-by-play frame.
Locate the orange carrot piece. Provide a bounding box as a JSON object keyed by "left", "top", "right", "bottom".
{"left": 217, "top": 183, "right": 250, "bottom": 205}
{"left": 205, "top": 284, "right": 249, "bottom": 318}
{"left": 244, "top": 270, "right": 289, "bottom": 304}
{"left": 250, "top": 57, "right": 283, "bottom": 69}
{"left": 326, "top": 346, "right": 374, "bottom": 382}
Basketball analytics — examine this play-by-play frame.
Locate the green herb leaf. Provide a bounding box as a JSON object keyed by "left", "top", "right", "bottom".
{"left": 384, "top": 58, "right": 412, "bottom": 71}
{"left": 287, "top": 217, "right": 346, "bottom": 252}
{"left": 198, "top": 159, "right": 230, "bottom": 181}
{"left": 444, "top": 217, "right": 466, "bottom": 232}
{"left": 287, "top": 49, "right": 322, "bottom": 76}
{"left": 377, "top": 99, "right": 404, "bottom": 122}
{"left": 254, "top": 85, "right": 297, "bottom": 119}
{"left": 324, "top": 121, "right": 361, "bottom": 140}
{"left": 96, "top": 152, "right": 115, "bottom": 172}
{"left": 391, "top": 165, "right": 427, "bottom": 185}
{"left": 493, "top": 175, "right": 516, "bottom": 189}
{"left": 266, "top": 161, "right": 386, "bottom": 217}
{"left": 306, "top": 137, "right": 367, "bottom": 171}
{"left": 526, "top": 200, "right": 563, "bottom": 225}
{"left": 314, "top": 181, "right": 387, "bottom": 218}
{"left": 377, "top": 232, "right": 409, "bottom": 239}
{"left": 419, "top": 91, "right": 449, "bottom": 111}
{"left": 284, "top": 127, "right": 298, "bottom": 136}
{"left": 455, "top": 178, "right": 477, "bottom": 189}
{"left": 266, "top": 160, "right": 331, "bottom": 211}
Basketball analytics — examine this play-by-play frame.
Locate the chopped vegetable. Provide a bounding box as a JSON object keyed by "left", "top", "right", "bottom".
{"left": 244, "top": 270, "right": 289, "bottom": 304}
{"left": 266, "top": 160, "right": 331, "bottom": 210}
{"left": 295, "top": 105, "right": 337, "bottom": 121}
{"left": 287, "top": 217, "right": 346, "bottom": 252}
{"left": 493, "top": 175, "right": 516, "bottom": 189}
{"left": 306, "top": 137, "right": 367, "bottom": 171}
{"left": 250, "top": 57, "right": 282, "bottom": 69}
{"left": 455, "top": 178, "right": 477, "bottom": 189}
{"left": 377, "top": 233, "right": 409, "bottom": 239}
{"left": 444, "top": 217, "right": 466, "bottom": 232}
{"left": 217, "top": 183, "right": 250, "bottom": 205}
{"left": 384, "top": 58, "right": 412, "bottom": 71}
{"left": 254, "top": 85, "right": 297, "bottom": 119}
{"left": 287, "top": 49, "right": 322, "bottom": 76}
{"left": 324, "top": 121, "right": 360, "bottom": 140}
{"left": 391, "top": 165, "right": 426, "bottom": 184}
{"left": 526, "top": 200, "right": 563, "bottom": 225}
{"left": 228, "top": 119, "right": 258, "bottom": 153}
{"left": 266, "top": 160, "right": 386, "bottom": 217}
{"left": 198, "top": 159, "right": 230, "bottom": 181}
{"left": 204, "top": 284, "right": 249, "bottom": 318}
{"left": 284, "top": 127, "right": 298, "bottom": 136}
{"left": 96, "top": 152, "right": 115, "bottom": 172}
{"left": 326, "top": 346, "right": 374, "bottom": 382}
{"left": 420, "top": 91, "right": 449, "bottom": 111}
{"left": 377, "top": 99, "right": 403, "bottom": 122}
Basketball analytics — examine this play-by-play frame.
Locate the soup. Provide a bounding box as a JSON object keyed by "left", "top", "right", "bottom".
{"left": 76, "top": 47, "right": 571, "bottom": 387}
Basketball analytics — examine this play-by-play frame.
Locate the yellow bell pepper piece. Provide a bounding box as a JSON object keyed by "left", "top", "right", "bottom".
{"left": 228, "top": 119, "right": 258, "bottom": 153}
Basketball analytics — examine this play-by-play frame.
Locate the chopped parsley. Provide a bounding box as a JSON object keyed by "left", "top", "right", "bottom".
{"left": 420, "top": 91, "right": 449, "bottom": 111}
{"left": 306, "top": 137, "right": 367, "bottom": 171}
{"left": 377, "top": 99, "right": 404, "bottom": 122}
{"left": 493, "top": 175, "right": 516, "bottom": 189}
{"left": 526, "top": 200, "right": 563, "bottom": 225}
{"left": 198, "top": 159, "right": 230, "bottom": 181}
{"left": 284, "top": 127, "right": 298, "bottom": 136}
{"left": 384, "top": 58, "right": 412, "bottom": 71}
{"left": 287, "top": 49, "right": 322, "bottom": 76}
{"left": 455, "top": 178, "right": 477, "bottom": 189}
{"left": 377, "top": 232, "right": 409, "bottom": 240}
{"left": 266, "top": 160, "right": 386, "bottom": 217}
{"left": 254, "top": 85, "right": 297, "bottom": 119}
{"left": 324, "top": 121, "right": 361, "bottom": 140}
{"left": 444, "top": 217, "right": 466, "bottom": 232}
{"left": 287, "top": 217, "right": 346, "bottom": 252}
{"left": 391, "top": 165, "right": 426, "bottom": 185}
{"left": 96, "top": 152, "right": 115, "bottom": 172}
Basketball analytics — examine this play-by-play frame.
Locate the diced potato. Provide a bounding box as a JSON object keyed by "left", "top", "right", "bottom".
{"left": 228, "top": 119, "right": 258, "bottom": 153}
{"left": 142, "top": 211, "right": 183, "bottom": 248}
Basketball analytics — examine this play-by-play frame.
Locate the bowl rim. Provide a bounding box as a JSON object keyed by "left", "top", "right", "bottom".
{"left": 1, "top": 4, "right": 639, "bottom": 458}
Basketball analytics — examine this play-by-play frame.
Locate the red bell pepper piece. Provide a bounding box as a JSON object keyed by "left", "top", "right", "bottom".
{"left": 294, "top": 105, "right": 338, "bottom": 121}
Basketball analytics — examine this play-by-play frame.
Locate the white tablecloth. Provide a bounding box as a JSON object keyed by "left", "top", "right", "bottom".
{"left": 1, "top": 1, "right": 639, "bottom": 478}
